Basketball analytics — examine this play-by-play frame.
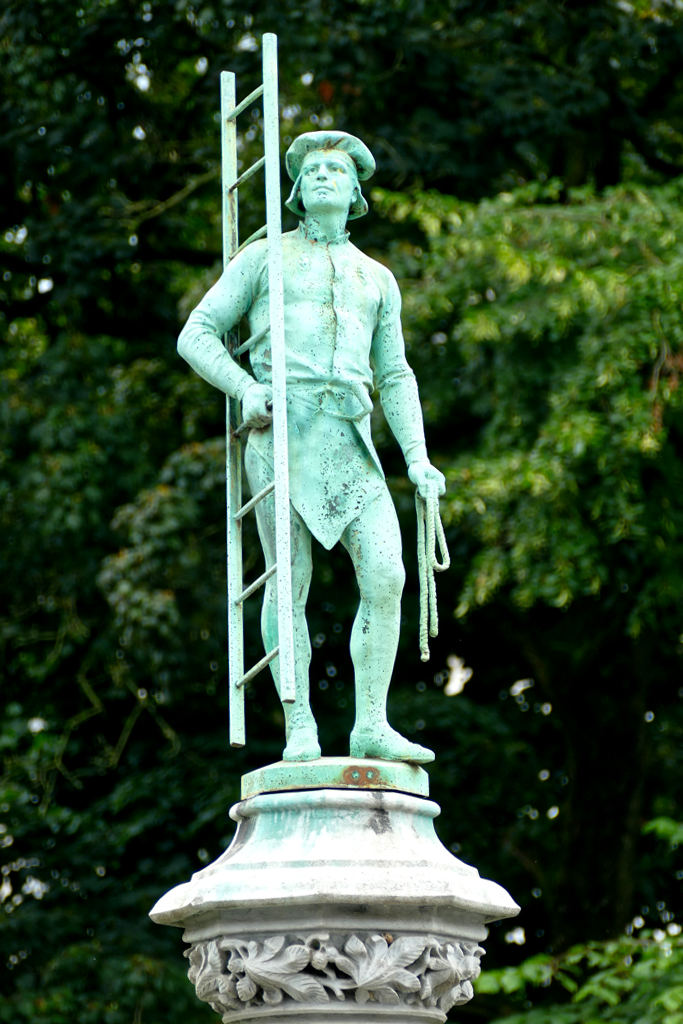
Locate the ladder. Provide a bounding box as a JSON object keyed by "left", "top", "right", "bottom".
{"left": 220, "top": 33, "right": 296, "bottom": 748}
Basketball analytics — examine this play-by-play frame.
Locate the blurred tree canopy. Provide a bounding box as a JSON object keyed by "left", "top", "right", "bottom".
{"left": 1, "top": 1, "right": 683, "bottom": 1022}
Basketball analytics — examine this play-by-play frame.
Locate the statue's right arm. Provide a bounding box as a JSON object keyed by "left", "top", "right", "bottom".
{"left": 177, "top": 248, "right": 258, "bottom": 401}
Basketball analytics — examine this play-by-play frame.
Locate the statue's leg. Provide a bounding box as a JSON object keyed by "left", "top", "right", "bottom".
{"left": 248, "top": 449, "right": 321, "bottom": 762}
{"left": 341, "top": 487, "right": 434, "bottom": 765}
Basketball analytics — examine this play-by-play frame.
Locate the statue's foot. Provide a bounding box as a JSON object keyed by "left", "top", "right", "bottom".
{"left": 282, "top": 725, "right": 321, "bottom": 762}
{"left": 349, "top": 724, "right": 435, "bottom": 764}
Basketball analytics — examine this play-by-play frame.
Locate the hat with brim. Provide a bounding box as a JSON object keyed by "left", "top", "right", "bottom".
{"left": 285, "top": 131, "right": 375, "bottom": 220}
{"left": 286, "top": 131, "right": 375, "bottom": 181}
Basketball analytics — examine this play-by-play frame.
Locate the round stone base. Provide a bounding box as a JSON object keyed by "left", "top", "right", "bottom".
{"left": 151, "top": 785, "right": 519, "bottom": 1024}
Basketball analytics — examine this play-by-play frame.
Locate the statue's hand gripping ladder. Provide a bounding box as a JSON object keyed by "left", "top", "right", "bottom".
{"left": 221, "top": 34, "right": 295, "bottom": 749}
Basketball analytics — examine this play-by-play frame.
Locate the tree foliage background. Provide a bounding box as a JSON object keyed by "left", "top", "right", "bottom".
{"left": 2, "top": 1, "right": 683, "bottom": 1021}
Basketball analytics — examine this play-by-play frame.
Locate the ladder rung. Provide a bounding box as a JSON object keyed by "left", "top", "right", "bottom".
{"left": 225, "top": 84, "right": 264, "bottom": 122}
{"left": 236, "top": 563, "right": 277, "bottom": 605}
{"left": 232, "top": 224, "right": 267, "bottom": 257}
{"left": 234, "top": 480, "right": 275, "bottom": 520}
{"left": 229, "top": 155, "right": 266, "bottom": 193}
{"left": 233, "top": 325, "right": 269, "bottom": 358}
{"left": 235, "top": 645, "right": 279, "bottom": 690}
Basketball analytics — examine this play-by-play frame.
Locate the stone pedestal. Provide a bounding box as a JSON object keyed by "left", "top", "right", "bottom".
{"left": 150, "top": 759, "right": 519, "bottom": 1024}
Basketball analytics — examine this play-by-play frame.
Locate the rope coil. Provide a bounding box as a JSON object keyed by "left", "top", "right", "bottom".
{"left": 416, "top": 493, "right": 451, "bottom": 662}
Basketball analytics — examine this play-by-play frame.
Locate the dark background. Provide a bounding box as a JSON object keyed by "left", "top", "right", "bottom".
{"left": 2, "top": 1, "right": 683, "bottom": 1021}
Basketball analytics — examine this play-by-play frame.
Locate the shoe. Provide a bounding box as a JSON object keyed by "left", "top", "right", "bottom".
{"left": 349, "top": 724, "right": 435, "bottom": 764}
{"left": 282, "top": 725, "right": 321, "bottom": 762}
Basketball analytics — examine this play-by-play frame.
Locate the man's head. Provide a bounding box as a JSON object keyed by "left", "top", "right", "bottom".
{"left": 297, "top": 150, "right": 359, "bottom": 221}
{"left": 285, "top": 131, "right": 375, "bottom": 221}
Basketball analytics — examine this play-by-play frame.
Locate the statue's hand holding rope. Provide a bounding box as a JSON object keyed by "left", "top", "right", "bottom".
{"left": 408, "top": 459, "right": 446, "bottom": 499}
{"left": 408, "top": 460, "right": 450, "bottom": 663}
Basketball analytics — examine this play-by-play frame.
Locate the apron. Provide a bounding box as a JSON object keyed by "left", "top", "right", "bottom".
{"left": 244, "top": 381, "right": 387, "bottom": 550}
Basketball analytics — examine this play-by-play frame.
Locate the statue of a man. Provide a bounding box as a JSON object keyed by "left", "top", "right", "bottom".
{"left": 178, "top": 131, "right": 445, "bottom": 764}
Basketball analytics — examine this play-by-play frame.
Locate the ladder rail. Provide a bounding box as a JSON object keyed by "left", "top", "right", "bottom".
{"left": 262, "top": 33, "right": 296, "bottom": 706}
{"left": 221, "top": 71, "right": 246, "bottom": 749}
{"left": 221, "top": 35, "right": 296, "bottom": 750}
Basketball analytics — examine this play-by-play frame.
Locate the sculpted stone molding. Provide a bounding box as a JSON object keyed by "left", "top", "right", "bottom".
{"left": 186, "top": 932, "right": 484, "bottom": 1020}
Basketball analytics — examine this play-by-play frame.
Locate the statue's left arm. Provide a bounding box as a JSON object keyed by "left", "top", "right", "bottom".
{"left": 371, "top": 271, "right": 445, "bottom": 499}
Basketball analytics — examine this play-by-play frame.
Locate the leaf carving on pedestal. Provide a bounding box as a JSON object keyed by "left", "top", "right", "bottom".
{"left": 408, "top": 940, "right": 484, "bottom": 1013}
{"left": 334, "top": 933, "right": 426, "bottom": 1003}
{"left": 185, "top": 938, "right": 241, "bottom": 1014}
{"left": 222, "top": 934, "right": 329, "bottom": 1005}
{"left": 186, "top": 932, "right": 484, "bottom": 1018}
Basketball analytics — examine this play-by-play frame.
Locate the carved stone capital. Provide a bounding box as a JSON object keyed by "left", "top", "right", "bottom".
{"left": 186, "top": 931, "right": 484, "bottom": 1024}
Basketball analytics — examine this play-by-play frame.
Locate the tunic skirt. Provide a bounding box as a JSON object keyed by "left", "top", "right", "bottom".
{"left": 244, "top": 382, "right": 388, "bottom": 550}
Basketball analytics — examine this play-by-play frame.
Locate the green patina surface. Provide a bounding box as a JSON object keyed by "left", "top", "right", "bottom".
{"left": 179, "top": 124, "right": 448, "bottom": 766}
{"left": 241, "top": 755, "right": 429, "bottom": 799}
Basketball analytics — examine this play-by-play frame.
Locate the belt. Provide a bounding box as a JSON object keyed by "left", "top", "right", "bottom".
{"left": 285, "top": 380, "right": 373, "bottom": 423}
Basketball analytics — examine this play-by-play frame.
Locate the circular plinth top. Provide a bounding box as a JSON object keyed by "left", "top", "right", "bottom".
{"left": 149, "top": 787, "right": 520, "bottom": 931}
{"left": 240, "top": 756, "right": 429, "bottom": 799}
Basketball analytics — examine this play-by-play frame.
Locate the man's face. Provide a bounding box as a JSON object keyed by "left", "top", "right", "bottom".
{"left": 298, "top": 150, "right": 356, "bottom": 217}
